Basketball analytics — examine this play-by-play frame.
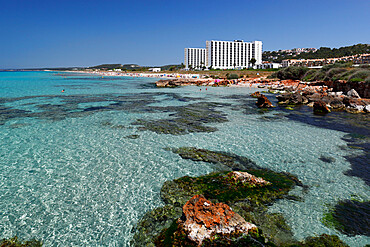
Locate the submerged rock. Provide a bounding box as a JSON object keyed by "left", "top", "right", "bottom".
{"left": 132, "top": 102, "right": 229, "bottom": 135}
{"left": 171, "top": 147, "right": 258, "bottom": 171}
{"left": 179, "top": 195, "right": 257, "bottom": 245}
{"left": 0, "top": 236, "right": 42, "bottom": 247}
{"left": 125, "top": 134, "right": 140, "bottom": 139}
{"left": 323, "top": 200, "right": 370, "bottom": 237}
{"left": 319, "top": 155, "right": 336, "bottom": 163}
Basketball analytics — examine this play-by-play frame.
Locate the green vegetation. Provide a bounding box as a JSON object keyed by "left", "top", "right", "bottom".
{"left": 250, "top": 58, "right": 257, "bottom": 67}
{"left": 270, "top": 66, "right": 309, "bottom": 80}
{"left": 270, "top": 63, "right": 370, "bottom": 82}
{"left": 226, "top": 73, "right": 239, "bottom": 79}
{"left": 264, "top": 44, "right": 370, "bottom": 63}
{"left": 0, "top": 236, "right": 42, "bottom": 247}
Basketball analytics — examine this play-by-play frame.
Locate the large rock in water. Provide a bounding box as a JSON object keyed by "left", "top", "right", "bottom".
{"left": 256, "top": 94, "right": 273, "bottom": 108}
{"left": 179, "top": 194, "right": 257, "bottom": 245}
{"left": 250, "top": 91, "right": 261, "bottom": 98}
{"left": 313, "top": 100, "right": 330, "bottom": 114}
{"left": 276, "top": 92, "right": 307, "bottom": 105}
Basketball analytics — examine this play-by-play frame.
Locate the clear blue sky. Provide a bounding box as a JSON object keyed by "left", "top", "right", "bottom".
{"left": 0, "top": 0, "right": 369, "bottom": 69}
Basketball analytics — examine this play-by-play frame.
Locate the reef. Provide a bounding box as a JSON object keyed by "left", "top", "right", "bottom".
{"left": 323, "top": 200, "right": 370, "bottom": 237}
{"left": 131, "top": 147, "right": 315, "bottom": 246}
{"left": 132, "top": 102, "right": 229, "bottom": 135}
{"left": 0, "top": 92, "right": 206, "bottom": 126}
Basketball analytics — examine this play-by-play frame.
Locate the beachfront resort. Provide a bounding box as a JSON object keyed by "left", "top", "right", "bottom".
{"left": 185, "top": 40, "right": 263, "bottom": 70}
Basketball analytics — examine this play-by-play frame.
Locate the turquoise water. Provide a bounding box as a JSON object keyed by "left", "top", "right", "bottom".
{"left": 0, "top": 71, "right": 369, "bottom": 246}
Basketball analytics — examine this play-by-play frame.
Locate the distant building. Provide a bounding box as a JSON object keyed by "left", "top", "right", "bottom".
{"left": 256, "top": 62, "right": 281, "bottom": 69}
{"left": 184, "top": 40, "right": 263, "bottom": 70}
{"left": 184, "top": 48, "right": 207, "bottom": 70}
{"left": 282, "top": 53, "right": 370, "bottom": 67}
{"left": 206, "top": 40, "right": 262, "bottom": 69}
{"left": 149, "top": 68, "right": 161, "bottom": 72}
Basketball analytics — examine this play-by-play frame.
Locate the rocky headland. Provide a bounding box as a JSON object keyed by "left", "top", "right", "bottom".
{"left": 156, "top": 77, "right": 370, "bottom": 114}
{"left": 131, "top": 147, "right": 350, "bottom": 247}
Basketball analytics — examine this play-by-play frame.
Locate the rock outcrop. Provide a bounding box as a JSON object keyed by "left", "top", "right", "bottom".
{"left": 347, "top": 89, "right": 361, "bottom": 98}
{"left": 250, "top": 91, "right": 261, "bottom": 98}
{"left": 276, "top": 92, "right": 307, "bottom": 105}
{"left": 313, "top": 100, "right": 330, "bottom": 114}
{"left": 227, "top": 171, "right": 271, "bottom": 186}
{"left": 179, "top": 194, "right": 257, "bottom": 246}
{"left": 256, "top": 94, "right": 273, "bottom": 108}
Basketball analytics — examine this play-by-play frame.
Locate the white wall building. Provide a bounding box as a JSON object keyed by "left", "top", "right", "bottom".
{"left": 205, "top": 40, "right": 262, "bottom": 69}
{"left": 256, "top": 62, "right": 281, "bottom": 69}
{"left": 149, "top": 68, "right": 161, "bottom": 72}
{"left": 184, "top": 48, "right": 207, "bottom": 70}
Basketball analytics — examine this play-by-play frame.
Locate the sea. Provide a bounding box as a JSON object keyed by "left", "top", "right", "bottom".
{"left": 0, "top": 71, "right": 369, "bottom": 246}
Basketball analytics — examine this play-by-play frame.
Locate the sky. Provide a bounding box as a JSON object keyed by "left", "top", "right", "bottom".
{"left": 0, "top": 0, "right": 369, "bottom": 69}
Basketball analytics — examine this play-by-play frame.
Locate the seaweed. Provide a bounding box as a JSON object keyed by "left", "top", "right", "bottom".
{"left": 0, "top": 236, "right": 42, "bottom": 247}
{"left": 132, "top": 102, "right": 229, "bottom": 135}
{"left": 323, "top": 200, "right": 370, "bottom": 237}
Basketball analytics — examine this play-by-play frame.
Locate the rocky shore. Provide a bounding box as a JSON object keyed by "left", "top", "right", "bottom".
{"left": 156, "top": 78, "right": 370, "bottom": 114}
{"left": 131, "top": 147, "right": 350, "bottom": 247}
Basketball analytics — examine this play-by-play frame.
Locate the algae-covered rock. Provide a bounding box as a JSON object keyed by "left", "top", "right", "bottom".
{"left": 231, "top": 204, "right": 295, "bottom": 246}
{"left": 0, "top": 236, "right": 42, "bottom": 247}
{"left": 161, "top": 169, "right": 299, "bottom": 208}
{"left": 291, "top": 234, "right": 349, "bottom": 247}
{"left": 172, "top": 147, "right": 258, "bottom": 171}
{"left": 131, "top": 205, "right": 182, "bottom": 247}
{"left": 323, "top": 200, "right": 370, "bottom": 237}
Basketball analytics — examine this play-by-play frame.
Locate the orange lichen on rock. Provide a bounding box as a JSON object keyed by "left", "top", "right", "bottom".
{"left": 180, "top": 194, "right": 257, "bottom": 245}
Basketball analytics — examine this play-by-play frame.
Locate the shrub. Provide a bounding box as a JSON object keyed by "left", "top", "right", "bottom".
{"left": 227, "top": 73, "right": 239, "bottom": 79}
{"left": 302, "top": 70, "right": 316, "bottom": 81}
{"left": 324, "top": 68, "right": 347, "bottom": 81}
{"left": 270, "top": 66, "right": 309, "bottom": 80}
{"left": 313, "top": 71, "right": 326, "bottom": 81}
{"left": 347, "top": 69, "right": 370, "bottom": 82}
{"left": 365, "top": 76, "right": 370, "bottom": 83}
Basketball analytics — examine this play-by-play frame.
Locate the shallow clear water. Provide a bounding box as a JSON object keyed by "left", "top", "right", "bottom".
{"left": 0, "top": 71, "right": 369, "bottom": 246}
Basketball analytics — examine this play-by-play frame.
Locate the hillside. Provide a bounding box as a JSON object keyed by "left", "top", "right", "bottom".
{"left": 89, "top": 64, "right": 142, "bottom": 70}
{"left": 264, "top": 44, "right": 370, "bottom": 63}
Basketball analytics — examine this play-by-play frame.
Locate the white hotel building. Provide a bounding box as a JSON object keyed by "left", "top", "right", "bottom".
{"left": 184, "top": 48, "right": 207, "bottom": 70}
{"left": 185, "top": 40, "right": 262, "bottom": 70}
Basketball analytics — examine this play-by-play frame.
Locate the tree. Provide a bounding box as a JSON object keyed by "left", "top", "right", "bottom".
{"left": 250, "top": 58, "right": 257, "bottom": 67}
{"left": 200, "top": 62, "right": 206, "bottom": 70}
